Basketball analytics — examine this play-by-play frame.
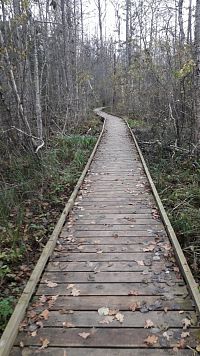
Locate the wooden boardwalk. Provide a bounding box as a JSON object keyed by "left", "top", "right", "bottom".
{"left": 10, "top": 111, "right": 199, "bottom": 355}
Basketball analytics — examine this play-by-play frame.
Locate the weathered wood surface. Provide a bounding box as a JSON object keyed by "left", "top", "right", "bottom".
{"left": 11, "top": 110, "right": 200, "bottom": 355}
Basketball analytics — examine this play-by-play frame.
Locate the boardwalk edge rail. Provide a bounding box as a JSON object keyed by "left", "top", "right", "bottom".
{"left": 0, "top": 117, "right": 106, "bottom": 356}
{"left": 126, "top": 119, "right": 200, "bottom": 315}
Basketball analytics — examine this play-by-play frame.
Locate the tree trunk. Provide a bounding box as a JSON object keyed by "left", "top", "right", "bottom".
{"left": 194, "top": 0, "right": 200, "bottom": 145}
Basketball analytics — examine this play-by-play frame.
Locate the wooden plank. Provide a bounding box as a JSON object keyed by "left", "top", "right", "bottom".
{"left": 61, "top": 236, "right": 163, "bottom": 244}
{"left": 64, "top": 231, "right": 162, "bottom": 238}
{"left": 73, "top": 219, "right": 160, "bottom": 225}
{"left": 41, "top": 271, "right": 182, "bottom": 283}
{"left": 32, "top": 294, "right": 194, "bottom": 310}
{"left": 70, "top": 224, "right": 163, "bottom": 231}
{"left": 50, "top": 252, "right": 160, "bottom": 261}
{"left": 34, "top": 310, "right": 198, "bottom": 328}
{"left": 0, "top": 118, "right": 106, "bottom": 356}
{"left": 36, "top": 285, "right": 188, "bottom": 298}
{"left": 46, "top": 260, "right": 168, "bottom": 272}
{"left": 15, "top": 328, "right": 198, "bottom": 348}
{"left": 74, "top": 213, "right": 155, "bottom": 219}
{"left": 11, "top": 347, "right": 195, "bottom": 356}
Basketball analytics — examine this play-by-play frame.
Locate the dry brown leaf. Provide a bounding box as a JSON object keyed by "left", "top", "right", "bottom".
{"left": 196, "top": 345, "right": 200, "bottom": 352}
{"left": 39, "top": 338, "right": 50, "bottom": 349}
{"left": 144, "top": 319, "right": 154, "bottom": 328}
{"left": 98, "top": 307, "right": 109, "bottom": 316}
{"left": 48, "top": 294, "right": 59, "bottom": 308}
{"left": 129, "top": 302, "right": 141, "bottom": 311}
{"left": 115, "top": 312, "right": 124, "bottom": 323}
{"left": 78, "top": 332, "right": 90, "bottom": 339}
{"left": 36, "top": 321, "right": 44, "bottom": 328}
{"left": 163, "top": 331, "right": 170, "bottom": 341}
{"left": 71, "top": 288, "right": 80, "bottom": 296}
{"left": 181, "top": 331, "right": 190, "bottom": 338}
{"left": 31, "top": 331, "right": 37, "bottom": 337}
{"left": 144, "top": 335, "right": 158, "bottom": 346}
{"left": 136, "top": 260, "right": 144, "bottom": 266}
{"left": 63, "top": 322, "right": 75, "bottom": 328}
{"left": 40, "top": 309, "right": 49, "bottom": 320}
{"left": 143, "top": 245, "right": 155, "bottom": 252}
{"left": 19, "top": 341, "right": 24, "bottom": 348}
{"left": 99, "top": 316, "right": 114, "bottom": 324}
{"left": 108, "top": 309, "right": 119, "bottom": 316}
{"left": 67, "top": 284, "right": 75, "bottom": 289}
{"left": 177, "top": 339, "right": 186, "bottom": 349}
{"left": 39, "top": 295, "right": 47, "bottom": 303}
{"left": 182, "top": 318, "right": 191, "bottom": 329}
{"left": 45, "top": 280, "right": 58, "bottom": 288}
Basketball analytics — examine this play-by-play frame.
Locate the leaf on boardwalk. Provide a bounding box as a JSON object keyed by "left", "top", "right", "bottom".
{"left": 196, "top": 345, "right": 200, "bottom": 352}
{"left": 99, "top": 316, "right": 114, "bottom": 324}
{"left": 115, "top": 312, "right": 124, "bottom": 323}
{"left": 31, "top": 331, "right": 37, "bottom": 337}
{"left": 143, "top": 245, "right": 155, "bottom": 252}
{"left": 108, "top": 309, "right": 119, "bottom": 316}
{"left": 144, "top": 319, "right": 154, "bottom": 328}
{"left": 78, "top": 332, "right": 90, "bottom": 339}
{"left": 96, "top": 250, "right": 103, "bottom": 254}
{"left": 163, "top": 331, "right": 170, "bottom": 341}
{"left": 19, "top": 341, "right": 24, "bottom": 348}
{"left": 48, "top": 294, "right": 59, "bottom": 308}
{"left": 67, "top": 284, "right": 75, "bottom": 289}
{"left": 113, "top": 233, "right": 119, "bottom": 239}
{"left": 40, "top": 309, "right": 49, "bottom": 320}
{"left": 39, "top": 337, "right": 50, "bottom": 349}
{"left": 144, "top": 335, "right": 158, "bottom": 346}
{"left": 136, "top": 260, "right": 144, "bottom": 266}
{"left": 71, "top": 287, "right": 80, "bottom": 296}
{"left": 181, "top": 331, "right": 190, "bottom": 338}
{"left": 98, "top": 307, "right": 109, "bottom": 316}
{"left": 63, "top": 322, "right": 75, "bottom": 328}
{"left": 45, "top": 280, "right": 58, "bottom": 288}
{"left": 182, "top": 318, "right": 191, "bottom": 329}
{"left": 39, "top": 295, "right": 47, "bottom": 303}
{"left": 129, "top": 302, "right": 140, "bottom": 311}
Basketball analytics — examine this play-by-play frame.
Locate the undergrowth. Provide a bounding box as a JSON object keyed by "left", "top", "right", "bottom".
{"left": 0, "top": 116, "right": 101, "bottom": 332}
{"left": 133, "top": 126, "right": 200, "bottom": 283}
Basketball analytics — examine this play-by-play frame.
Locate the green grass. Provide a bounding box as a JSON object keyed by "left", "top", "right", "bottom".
{"left": 145, "top": 152, "right": 200, "bottom": 278}
{"left": 0, "top": 119, "right": 101, "bottom": 332}
{"left": 127, "top": 118, "right": 145, "bottom": 128}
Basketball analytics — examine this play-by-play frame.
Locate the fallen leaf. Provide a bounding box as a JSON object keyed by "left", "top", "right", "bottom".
{"left": 113, "top": 234, "right": 118, "bottom": 239}
{"left": 48, "top": 294, "right": 59, "bottom": 308}
{"left": 143, "top": 245, "right": 155, "bottom": 252}
{"left": 36, "top": 321, "right": 44, "bottom": 328}
{"left": 129, "top": 302, "right": 141, "bottom": 311}
{"left": 181, "top": 331, "right": 190, "bottom": 338}
{"left": 144, "top": 319, "right": 154, "bottom": 328}
{"left": 182, "top": 318, "right": 191, "bottom": 329}
{"left": 31, "top": 331, "right": 37, "bottom": 337}
{"left": 40, "top": 309, "right": 49, "bottom": 320}
{"left": 67, "top": 284, "right": 75, "bottom": 289}
{"left": 115, "top": 312, "right": 124, "bottom": 323}
{"left": 19, "top": 341, "right": 24, "bottom": 348}
{"left": 39, "top": 338, "right": 50, "bottom": 349}
{"left": 163, "top": 331, "right": 170, "bottom": 341}
{"left": 63, "top": 322, "right": 75, "bottom": 328}
{"left": 99, "top": 316, "right": 114, "bottom": 324}
{"left": 108, "top": 309, "right": 119, "bottom": 316}
{"left": 196, "top": 345, "right": 200, "bottom": 352}
{"left": 71, "top": 288, "right": 80, "bottom": 296}
{"left": 144, "top": 335, "right": 158, "bottom": 346}
{"left": 78, "top": 332, "right": 90, "bottom": 339}
{"left": 136, "top": 260, "right": 144, "bottom": 266}
{"left": 98, "top": 307, "right": 109, "bottom": 316}
{"left": 45, "top": 280, "right": 58, "bottom": 288}
{"left": 177, "top": 339, "right": 186, "bottom": 349}
{"left": 39, "top": 295, "right": 47, "bottom": 303}
{"left": 164, "top": 307, "right": 168, "bottom": 313}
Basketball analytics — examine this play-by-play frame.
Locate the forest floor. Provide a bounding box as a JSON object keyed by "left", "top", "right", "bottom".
{"left": 127, "top": 118, "right": 200, "bottom": 285}
{"left": 0, "top": 115, "right": 102, "bottom": 333}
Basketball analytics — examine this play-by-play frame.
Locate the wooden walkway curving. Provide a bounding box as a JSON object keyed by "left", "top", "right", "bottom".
{"left": 10, "top": 110, "right": 199, "bottom": 355}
